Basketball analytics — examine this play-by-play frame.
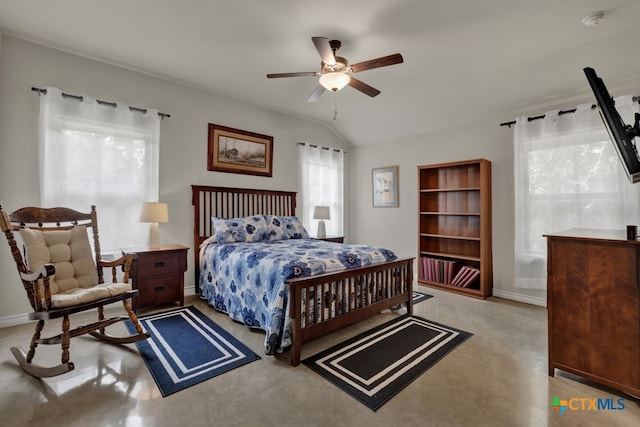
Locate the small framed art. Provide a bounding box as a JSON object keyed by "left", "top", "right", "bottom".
{"left": 207, "top": 123, "right": 273, "bottom": 177}
{"left": 372, "top": 165, "right": 399, "bottom": 207}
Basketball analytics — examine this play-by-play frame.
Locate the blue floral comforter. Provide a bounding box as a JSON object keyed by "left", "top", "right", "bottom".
{"left": 199, "top": 239, "right": 396, "bottom": 354}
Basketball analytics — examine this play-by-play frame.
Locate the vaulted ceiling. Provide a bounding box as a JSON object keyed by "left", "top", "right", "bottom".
{"left": 1, "top": 0, "right": 639, "bottom": 146}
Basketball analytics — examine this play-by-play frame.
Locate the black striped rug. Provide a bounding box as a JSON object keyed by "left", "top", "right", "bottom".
{"left": 303, "top": 314, "right": 471, "bottom": 411}
{"left": 412, "top": 291, "right": 433, "bottom": 304}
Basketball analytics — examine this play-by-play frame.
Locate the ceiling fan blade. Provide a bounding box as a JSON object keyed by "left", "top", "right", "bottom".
{"left": 307, "top": 85, "right": 326, "bottom": 102}
{"left": 267, "top": 72, "right": 318, "bottom": 78}
{"left": 349, "top": 53, "right": 404, "bottom": 73}
{"left": 312, "top": 37, "right": 335, "bottom": 66}
{"left": 348, "top": 77, "right": 381, "bottom": 97}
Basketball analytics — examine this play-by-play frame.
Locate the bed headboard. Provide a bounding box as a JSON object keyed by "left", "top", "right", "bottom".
{"left": 191, "top": 185, "right": 297, "bottom": 292}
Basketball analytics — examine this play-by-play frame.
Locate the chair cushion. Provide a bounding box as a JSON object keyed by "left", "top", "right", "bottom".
{"left": 51, "top": 282, "right": 132, "bottom": 308}
{"left": 19, "top": 226, "right": 132, "bottom": 307}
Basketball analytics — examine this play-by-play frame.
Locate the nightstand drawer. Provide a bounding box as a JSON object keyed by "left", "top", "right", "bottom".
{"left": 136, "top": 252, "right": 185, "bottom": 277}
{"left": 136, "top": 276, "right": 181, "bottom": 307}
{"left": 126, "top": 244, "right": 188, "bottom": 312}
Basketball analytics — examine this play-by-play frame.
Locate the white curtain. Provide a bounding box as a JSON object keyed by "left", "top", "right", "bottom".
{"left": 298, "top": 143, "right": 344, "bottom": 237}
{"left": 39, "top": 87, "right": 160, "bottom": 253}
{"left": 514, "top": 95, "right": 640, "bottom": 289}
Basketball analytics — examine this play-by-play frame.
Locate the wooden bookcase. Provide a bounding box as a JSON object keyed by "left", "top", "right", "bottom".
{"left": 417, "top": 159, "right": 492, "bottom": 299}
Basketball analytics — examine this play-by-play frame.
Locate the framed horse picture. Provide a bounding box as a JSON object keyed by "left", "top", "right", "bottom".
{"left": 207, "top": 124, "right": 273, "bottom": 177}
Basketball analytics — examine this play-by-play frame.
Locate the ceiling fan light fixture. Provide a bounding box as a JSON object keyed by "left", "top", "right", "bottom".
{"left": 319, "top": 72, "right": 350, "bottom": 92}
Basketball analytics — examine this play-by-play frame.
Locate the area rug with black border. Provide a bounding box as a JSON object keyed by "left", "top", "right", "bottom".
{"left": 302, "top": 314, "right": 471, "bottom": 411}
{"left": 125, "top": 305, "right": 260, "bottom": 397}
{"left": 412, "top": 291, "right": 433, "bottom": 305}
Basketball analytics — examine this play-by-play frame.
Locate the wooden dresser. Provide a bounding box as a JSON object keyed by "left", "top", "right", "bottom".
{"left": 545, "top": 229, "right": 640, "bottom": 396}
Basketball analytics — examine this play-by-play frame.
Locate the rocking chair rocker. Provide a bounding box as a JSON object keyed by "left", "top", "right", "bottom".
{"left": 0, "top": 204, "right": 150, "bottom": 378}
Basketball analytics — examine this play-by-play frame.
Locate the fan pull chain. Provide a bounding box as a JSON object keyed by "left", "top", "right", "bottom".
{"left": 333, "top": 92, "right": 338, "bottom": 120}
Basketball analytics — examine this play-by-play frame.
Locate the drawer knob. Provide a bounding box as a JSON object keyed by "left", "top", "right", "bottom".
{"left": 154, "top": 261, "right": 165, "bottom": 268}
{"left": 154, "top": 286, "right": 165, "bottom": 293}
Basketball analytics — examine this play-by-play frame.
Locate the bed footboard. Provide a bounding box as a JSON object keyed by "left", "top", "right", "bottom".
{"left": 286, "top": 257, "right": 414, "bottom": 366}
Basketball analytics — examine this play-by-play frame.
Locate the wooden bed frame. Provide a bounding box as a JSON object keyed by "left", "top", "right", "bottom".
{"left": 191, "top": 185, "right": 414, "bottom": 365}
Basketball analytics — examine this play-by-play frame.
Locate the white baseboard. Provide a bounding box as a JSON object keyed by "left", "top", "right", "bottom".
{"left": 493, "top": 289, "right": 546, "bottom": 307}
{"left": 0, "top": 313, "right": 30, "bottom": 328}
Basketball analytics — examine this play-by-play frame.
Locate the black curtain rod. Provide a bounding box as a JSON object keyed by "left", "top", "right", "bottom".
{"left": 499, "top": 95, "right": 640, "bottom": 128}
{"left": 499, "top": 105, "right": 596, "bottom": 128}
{"left": 297, "top": 141, "right": 347, "bottom": 154}
{"left": 31, "top": 87, "right": 170, "bottom": 119}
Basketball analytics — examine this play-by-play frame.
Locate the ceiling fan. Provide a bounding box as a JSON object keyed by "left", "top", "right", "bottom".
{"left": 267, "top": 37, "right": 403, "bottom": 102}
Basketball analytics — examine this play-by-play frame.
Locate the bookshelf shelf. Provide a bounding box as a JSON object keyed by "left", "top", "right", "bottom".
{"left": 419, "top": 252, "right": 481, "bottom": 262}
{"left": 420, "top": 212, "right": 480, "bottom": 216}
{"left": 420, "top": 187, "right": 481, "bottom": 192}
{"left": 420, "top": 233, "right": 481, "bottom": 241}
{"left": 417, "top": 159, "right": 492, "bottom": 299}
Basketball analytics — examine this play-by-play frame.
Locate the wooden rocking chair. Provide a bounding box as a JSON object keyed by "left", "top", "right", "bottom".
{"left": 0, "top": 204, "right": 150, "bottom": 378}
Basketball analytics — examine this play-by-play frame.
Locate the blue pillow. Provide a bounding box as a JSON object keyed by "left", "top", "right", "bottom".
{"left": 213, "top": 216, "right": 269, "bottom": 243}
{"left": 278, "top": 216, "right": 310, "bottom": 239}
{"left": 264, "top": 215, "right": 289, "bottom": 241}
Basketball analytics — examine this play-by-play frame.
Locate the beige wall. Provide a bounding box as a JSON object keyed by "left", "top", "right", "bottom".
{"left": 348, "top": 79, "right": 640, "bottom": 305}
{"left": 2, "top": 34, "right": 639, "bottom": 324}
{"left": 348, "top": 120, "right": 547, "bottom": 306}
{"left": 0, "top": 36, "right": 349, "bottom": 322}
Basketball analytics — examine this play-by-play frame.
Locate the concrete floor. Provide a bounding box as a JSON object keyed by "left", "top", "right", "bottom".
{"left": 0, "top": 288, "right": 638, "bottom": 427}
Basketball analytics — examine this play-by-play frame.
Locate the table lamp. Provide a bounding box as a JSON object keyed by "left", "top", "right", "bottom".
{"left": 313, "top": 206, "right": 330, "bottom": 239}
{"left": 139, "top": 202, "right": 169, "bottom": 248}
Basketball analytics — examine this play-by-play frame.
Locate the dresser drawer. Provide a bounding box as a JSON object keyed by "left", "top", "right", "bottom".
{"left": 136, "top": 251, "right": 185, "bottom": 277}
{"left": 136, "top": 276, "right": 182, "bottom": 307}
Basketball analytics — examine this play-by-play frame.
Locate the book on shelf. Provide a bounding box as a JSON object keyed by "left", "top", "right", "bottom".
{"left": 451, "top": 265, "right": 480, "bottom": 288}
{"left": 451, "top": 266, "right": 469, "bottom": 285}
{"left": 420, "top": 256, "right": 461, "bottom": 285}
{"left": 461, "top": 269, "right": 481, "bottom": 288}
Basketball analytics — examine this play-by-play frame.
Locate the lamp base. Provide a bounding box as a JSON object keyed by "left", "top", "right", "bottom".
{"left": 148, "top": 223, "right": 161, "bottom": 249}
{"left": 316, "top": 220, "right": 326, "bottom": 239}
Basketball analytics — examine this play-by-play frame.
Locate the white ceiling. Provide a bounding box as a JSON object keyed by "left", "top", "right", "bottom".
{"left": 1, "top": 0, "right": 639, "bottom": 146}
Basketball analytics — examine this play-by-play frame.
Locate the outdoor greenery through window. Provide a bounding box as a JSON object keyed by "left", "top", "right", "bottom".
{"left": 524, "top": 139, "right": 619, "bottom": 254}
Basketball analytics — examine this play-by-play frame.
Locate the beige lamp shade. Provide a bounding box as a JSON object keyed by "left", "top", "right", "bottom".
{"left": 139, "top": 202, "right": 169, "bottom": 223}
{"left": 312, "top": 206, "right": 331, "bottom": 220}
{"left": 139, "top": 202, "right": 169, "bottom": 248}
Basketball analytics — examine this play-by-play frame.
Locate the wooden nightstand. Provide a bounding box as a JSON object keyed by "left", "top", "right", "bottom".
{"left": 313, "top": 236, "right": 344, "bottom": 243}
{"left": 126, "top": 244, "right": 188, "bottom": 312}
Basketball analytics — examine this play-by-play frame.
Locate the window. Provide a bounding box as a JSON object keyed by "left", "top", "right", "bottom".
{"left": 513, "top": 97, "right": 640, "bottom": 289}
{"left": 298, "top": 143, "right": 344, "bottom": 237}
{"left": 39, "top": 87, "right": 160, "bottom": 253}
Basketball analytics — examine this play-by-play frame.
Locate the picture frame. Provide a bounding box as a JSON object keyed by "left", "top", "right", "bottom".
{"left": 372, "top": 165, "right": 399, "bottom": 207}
{"left": 207, "top": 123, "right": 273, "bottom": 177}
